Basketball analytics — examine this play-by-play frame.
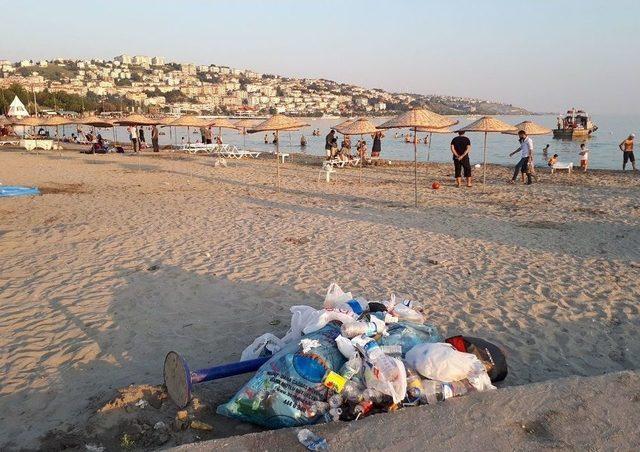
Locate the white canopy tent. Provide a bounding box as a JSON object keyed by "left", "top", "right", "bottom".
{"left": 7, "top": 95, "right": 28, "bottom": 118}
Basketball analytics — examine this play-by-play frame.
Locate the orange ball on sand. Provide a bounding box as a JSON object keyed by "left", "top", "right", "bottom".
{"left": 432, "top": 181, "right": 441, "bottom": 190}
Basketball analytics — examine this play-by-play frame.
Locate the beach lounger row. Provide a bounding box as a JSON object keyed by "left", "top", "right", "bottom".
{"left": 174, "top": 142, "right": 261, "bottom": 159}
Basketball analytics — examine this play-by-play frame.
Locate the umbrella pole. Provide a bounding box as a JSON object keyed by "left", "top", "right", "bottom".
{"left": 242, "top": 127, "right": 246, "bottom": 149}
{"left": 414, "top": 127, "right": 418, "bottom": 207}
{"left": 359, "top": 133, "right": 363, "bottom": 184}
{"left": 56, "top": 125, "right": 61, "bottom": 156}
{"left": 482, "top": 131, "right": 488, "bottom": 190}
{"left": 428, "top": 132, "right": 432, "bottom": 162}
{"left": 276, "top": 130, "right": 280, "bottom": 191}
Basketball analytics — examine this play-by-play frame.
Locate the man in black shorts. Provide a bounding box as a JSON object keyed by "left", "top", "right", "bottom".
{"left": 450, "top": 131, "right": 472, "bottom": 187}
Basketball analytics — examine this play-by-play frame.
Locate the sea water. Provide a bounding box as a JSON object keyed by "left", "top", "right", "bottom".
{"left": 68, "top": 114, "right": 638, "bottom": 170}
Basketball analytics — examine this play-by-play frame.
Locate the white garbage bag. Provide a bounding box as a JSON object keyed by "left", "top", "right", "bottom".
{"left": 405, "top": 342, "right": 495, "bottom": 390}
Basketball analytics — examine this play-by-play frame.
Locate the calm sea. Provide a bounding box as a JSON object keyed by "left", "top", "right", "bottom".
{"left": 71, "top": 114, "right": 639, "bottom": 170}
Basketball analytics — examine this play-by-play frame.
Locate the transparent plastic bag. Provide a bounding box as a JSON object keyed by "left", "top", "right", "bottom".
{"left": 218, "top": 322, "right": 347, "bottom": 428}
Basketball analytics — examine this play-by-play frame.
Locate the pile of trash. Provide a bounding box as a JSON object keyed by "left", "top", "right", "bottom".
{"left": 217, "top": 283, "right": 507, "bottom": 428}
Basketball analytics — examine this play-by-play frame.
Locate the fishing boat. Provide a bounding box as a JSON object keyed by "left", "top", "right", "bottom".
{"left": 553, "top": 108, "right": 598, "bottom": 139}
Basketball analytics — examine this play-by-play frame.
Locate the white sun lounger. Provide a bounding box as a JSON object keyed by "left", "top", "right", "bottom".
{"left": 551, "top": 162, "right": 573, "bottom": 174}
{"left": 0, "top": 140, "right": 20, "bottom": 147}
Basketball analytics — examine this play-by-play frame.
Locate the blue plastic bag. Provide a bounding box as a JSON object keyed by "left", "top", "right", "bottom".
{"left": 378, "top": 321, "right": 442, "bottom": 356}
{"left": 217, "top": 322, "right": 346, "bottom": 428}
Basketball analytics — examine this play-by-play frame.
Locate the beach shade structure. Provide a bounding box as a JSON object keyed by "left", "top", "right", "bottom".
{"left": 248, "top": 114, "right": 310, "bottom": 190}
{"left": 332, "top": 118, "right": 355, "bottom": 132}
{"left": 0, "top": 115, "right": 10, "bottom": 126}
{"left": 206, "top": 117, "right": 238, "bottom": 143}
{"left": 75, "top": 115, "right": 117, "bottom": 147}
{"left": 378, "top": 108, "right": 459, "bottom": 206}
{"left": 169, "top": 116, "right": 209, "bottom": 147}
{"left": 234, "top": 118, "right": 258, "bottom": 148}
{"left": 457, "top": 116, "right": 518, "bottom": 188}
{"left": 113, "top": 114, "right": 159, "bottom": 126}
{"left": 11, "top": 116, "right": 47, "bottom": 139}
{"left": 416, "top": 126, "right": 454, "bottom": 162}
{"left": 164, "top": 351, "right": 269, "bottom": 408}
{"left": 502, "top": 120, "right": 552, "bottom": 136}
{"left": 43, "top": 116, "right": 77, "bottom": 153}
{"left": 337, "top": 118, "right": 379, "bottom": 183}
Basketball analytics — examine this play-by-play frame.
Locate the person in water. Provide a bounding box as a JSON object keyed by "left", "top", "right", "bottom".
{"left": 300, "top": 135, "right": 307, "bottom": 147}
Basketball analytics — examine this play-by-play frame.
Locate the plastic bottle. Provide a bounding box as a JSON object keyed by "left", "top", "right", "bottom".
{"left": 325, "top": 295, "right": 367, "bottom": 315}
{"left": 418, "top": 379, "right": 473, "bottom": 404}
{"left": 405, "top": 367, "right": 423, "bottom": 393}
{"left": 353, "top": 399, "right": 373, "bottom": 420}
{"left": 351, "top": 336, "right": 399, "bottom": 380}
{"left": 341, "top": 380, "right": 365, "bottom": 402}
{"left": 328, "top": 393, "right": 343, "bottom": 408}
{"left": 297, "top": 429, "right": 329, "bottom": 451}
{"left": 341, "top": 317, "right": 386, "bottom": 338}
{"left": 329, "top": 407, "right": 342, "bottom": 422}
{"left": 370, "top": 312, "right": 399, "bottom": 324}
{"left": 340, "top": 353, "right": 362, "bottom": 380}
{"left": 380, "top": 344, "right": 403, "bottom": 357}
{"left": 392, "top": 304, "right": 425, "bottom": 323}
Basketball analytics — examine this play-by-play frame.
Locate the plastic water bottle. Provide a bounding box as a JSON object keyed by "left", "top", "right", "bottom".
{"left": 325, "top": 296, "right": 367, "bottom": 315}
{"left": 340, "top": 353, "right": 362, "bottom": 380}
{"left": 370, "top": 312, "right": 399, "bottom": 324}
{"left": 341, "top": 380, "right": 365, "bottom": 402}
{"left": 351, "top": 336, "right": 399, "bottom": 380}
{"left": 418, "top": 379, "right": 474, "bottom": 404}
{"left": 297, "top": 429, "right": 329, "bottom": 451}
{"left": 341, "top": 317, "right": 386, "bottom": 338}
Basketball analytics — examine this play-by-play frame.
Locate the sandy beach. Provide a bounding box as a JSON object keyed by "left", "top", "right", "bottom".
{"left": 1, "top": 148, "right": 639, "bottom": 450}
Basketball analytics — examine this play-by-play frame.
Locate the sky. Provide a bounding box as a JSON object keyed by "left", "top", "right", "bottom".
{"left": 1, "top": 0, "right": 639, "bottom": 114}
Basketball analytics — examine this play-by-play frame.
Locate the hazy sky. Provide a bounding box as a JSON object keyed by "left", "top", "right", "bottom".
{"left": 2, "top": 0, "right": 638, "bottom": 114}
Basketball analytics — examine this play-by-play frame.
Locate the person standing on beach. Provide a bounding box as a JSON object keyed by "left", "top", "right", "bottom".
{"left": 450, "top": 131, "right": 472, "bottom": 187}
{"left": 151, "top": 124, "right": 159, "bottom": 152}
{"left": 619, "top": 134, "right": 636, "bottom": 171}
{"left": 372, "top": 131, "right": 383, "bottom": 158}
{"left": 128, "top": 126, "right": 138, "bottom": 152}
{"left": 325, "top": 129, "right": 336, "bottom": 159}
{"left": 509, "top": 130, "right": 533, "bottom": 185}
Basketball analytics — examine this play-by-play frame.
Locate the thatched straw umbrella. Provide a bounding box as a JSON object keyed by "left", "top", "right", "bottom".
{"left": 43, "top": 116, "right": 77, "bottom": 153}
{"left": 457, "top": 116, "right": 517, "bottom": 188}
{"left": 247, "top": 114, "right": 310, "bottom": 190}
{"left": 502, "top": 120, "right": 552, "bottom": 136}
{"left": 11, "top": 116, "right": 48, "bottom": 141}
{"left": 234, "top": 118, "right": 258, "bottom": 148}
{"left": 378, "top": 108, "right": 458, "bottom": 206}
{"left": 415, "top": 126, "right": 454, "bottom": 162}
{"left": 0, "top": 115, "right": 9, "bottom": 126}
{"left": 206, "top": 118, "right": 238, "bottom": 143}
{"left": 168, "top": 116, "right": 208, "bottom": 146}
{"left": 332, "top": 118, "right": 355, "bottom": 132}
{"left": 336, "top": 117, "right": 379, "bottom": 183}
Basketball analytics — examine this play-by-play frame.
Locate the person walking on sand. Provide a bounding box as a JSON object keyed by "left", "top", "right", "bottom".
{"left": 509, "top": 130, "right": 533, "bottom": 185}
{"left": 151, "top": 124, "right": 159, "bottom": 152}
{"left": 450, "top": 131, "right": 472, "bottom": 187}
{"left": 128, "top": 125, "right": 139, "bottom": 152}
{"left": 619, "top": 134, "right": 636, "bottom": 171}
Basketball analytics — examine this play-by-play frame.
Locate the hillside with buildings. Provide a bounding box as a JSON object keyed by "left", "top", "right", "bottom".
{"left": 0, "top": 55, "right": 530, "bottom": 116}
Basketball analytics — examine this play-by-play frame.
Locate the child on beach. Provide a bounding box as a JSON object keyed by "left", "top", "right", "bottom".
{"left": 579, "top": 144, "right": 589, "bottom": 172}
{"left": 548, "top": 154, "right": 558, "bottom": 167}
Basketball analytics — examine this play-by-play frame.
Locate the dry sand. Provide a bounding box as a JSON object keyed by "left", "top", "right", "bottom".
{"left": 0, "top": 147, "right": 639, "bottom": 450}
